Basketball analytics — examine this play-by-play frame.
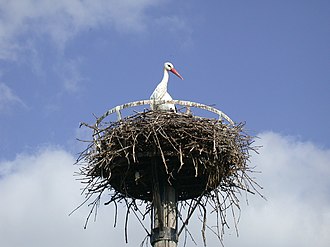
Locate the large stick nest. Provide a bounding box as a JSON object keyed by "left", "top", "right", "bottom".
{"left": 79, "top": 110, "right": 254, "bottom": 201}
{"left": 75, "top": 110, "right": 262, "bottom": 244}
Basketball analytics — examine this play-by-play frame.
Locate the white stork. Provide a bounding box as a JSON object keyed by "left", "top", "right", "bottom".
{"left": 150, "top": 62, "right": 183, "bottom": 111}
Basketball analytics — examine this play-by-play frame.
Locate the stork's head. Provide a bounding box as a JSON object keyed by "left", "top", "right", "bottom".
{"left": 164, "top": 62, "right": 183, "bottom": 80}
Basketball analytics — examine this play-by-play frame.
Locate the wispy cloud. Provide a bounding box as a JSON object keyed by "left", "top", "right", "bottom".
{"left": 0, "top": 0, "right": 191, "bottom": 97}
{"left": 0, "top": 132, "right": 329, "bottom": 246}
{"left": 0, "top": 0, "right": 162, "bottom": 60}
{"left": 0, "top": 83, "right": 26, "bottom": 112}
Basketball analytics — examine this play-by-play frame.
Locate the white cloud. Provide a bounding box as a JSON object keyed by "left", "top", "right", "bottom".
{"left": 0, "top": 82, "right": 26, "bottom": 112}
{"left": 0, "top": 147, "right": 147, "bottom": 247}
{"left": 1, "top": 132, "right": 328, "bottom": 246}
{"left": 0, "top": 0, "right": 162, "bottom": 60}
{"left": 221, "top": 132, "right": 330, "bottom": 247}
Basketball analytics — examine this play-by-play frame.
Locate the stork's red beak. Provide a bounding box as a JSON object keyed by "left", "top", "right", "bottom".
{"left": 170, "top": 68, "right": 184, "bottom": 80}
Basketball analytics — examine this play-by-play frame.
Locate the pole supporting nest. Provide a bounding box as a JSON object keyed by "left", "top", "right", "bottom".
{"left": 151, "top": 157, "right": 178, "bottom": 246}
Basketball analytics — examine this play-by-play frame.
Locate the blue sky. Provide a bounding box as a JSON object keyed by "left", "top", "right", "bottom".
{"left": 0, "top": 1, "right": 329, "bottom": 246}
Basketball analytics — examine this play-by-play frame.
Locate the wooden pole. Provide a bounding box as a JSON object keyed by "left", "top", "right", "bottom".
{"left": 151, "top": 158, "right": 178, "bottom": 247}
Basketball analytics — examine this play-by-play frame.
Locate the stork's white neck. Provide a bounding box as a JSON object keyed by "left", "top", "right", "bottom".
{"left": 155, "top": 68, "right": 169, "bottom": 94}
{"left": 150, "top": 68, "right": 170, "bottom": 100}
{"left": 161, "top": 68, "right": 169, "bottom": 86}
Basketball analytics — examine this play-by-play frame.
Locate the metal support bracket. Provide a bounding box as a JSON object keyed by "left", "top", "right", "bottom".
{"left": 151, "top": 227, "right": 178, "bottom": 244}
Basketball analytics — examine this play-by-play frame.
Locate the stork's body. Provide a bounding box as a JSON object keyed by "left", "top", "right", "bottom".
{"left": 150, "top": 62, "right": 183, "bottom": 111}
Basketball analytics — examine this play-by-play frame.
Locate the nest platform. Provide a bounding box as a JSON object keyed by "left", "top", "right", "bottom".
{"left": 78, "top": 100, "right": 254, "bottom": 202}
